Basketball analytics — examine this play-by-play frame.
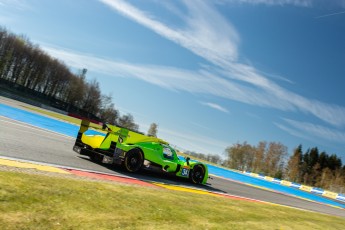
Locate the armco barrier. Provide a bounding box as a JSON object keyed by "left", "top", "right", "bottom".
{"left": 281, "top": 180, "right": 292, "bottom": 186}
{"left": 290, "top": 182, "right": 301, "bottom": 189}
{"left": 272, "top": 178, "right": 281, "bottom": 184}
{"left": 311, "top": 187, "right": 324, "bottom": 195}
{"left": 337, "top": 194, "right": 345, "bottom": 202}
{"left": 264, "top": 176, "right": 274, "bottom": 182}
{"left": 300, "top": 185, "right": 312, "bottom": 192}
{"left": 323, "top": 191, "right": 339, "bottom": 200}
{"left": 243, "top": 171, "right": 345, "bottom": 202}
{"left": 258, "top": 174, "right": 265, "bottom": 179}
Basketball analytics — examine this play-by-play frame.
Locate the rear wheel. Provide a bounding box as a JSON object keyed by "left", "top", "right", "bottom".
{"left": 123, "top": 149, "right": 144, "bottom": 172}
{"left": 190, "top": 164, "right": 205, "bottom": 184}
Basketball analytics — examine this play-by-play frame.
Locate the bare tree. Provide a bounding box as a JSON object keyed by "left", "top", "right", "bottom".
{"left": 147, "top": 123, "right": 158, "bottom": 137}
{"left": 82, "top": 79, "right": 101, "bottom": 115}
{"left": 225, "top": 142, "right": 255, "bottom": 171}
{"left": 118, "top": 113, "right": 139, "bottom": 131}
{"left": 286, "top": 145, "right": 302, "bottom": 182}
{"left": 251, "top": 141, "right": 266, "bottom": 173}
{"left": 0, "top": 28, "right": 115, "bottom": 121}
{"left": 263, "top": 142, "right": 287, "bottom": 177}
{"left": 99, "top": 94, "right": 119, "bottom": 124}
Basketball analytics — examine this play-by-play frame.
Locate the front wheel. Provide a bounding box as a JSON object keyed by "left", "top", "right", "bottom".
{"left": 123, "top": 149, "right": 144, "bottom": 173}
{"left": 189, "top": 164, "right": 205, "bottom": 184}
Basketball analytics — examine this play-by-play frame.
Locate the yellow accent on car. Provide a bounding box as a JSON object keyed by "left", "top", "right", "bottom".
{"left": 81, "top": 135, "right": 105, "bottom": 149}
{"left": 106, "top": 124, "right": 168, "bottom": 145}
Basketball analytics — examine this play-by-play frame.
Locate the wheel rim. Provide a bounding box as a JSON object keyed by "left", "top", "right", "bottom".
{"left": 130, "top": 157, "right": 137, "bottom": 165}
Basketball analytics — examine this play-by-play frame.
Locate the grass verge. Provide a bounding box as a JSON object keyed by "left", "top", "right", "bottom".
{"left": 1, "top": 170, "right": 344, "bottom": 230}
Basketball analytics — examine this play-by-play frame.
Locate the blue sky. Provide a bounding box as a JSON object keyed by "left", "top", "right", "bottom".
{"left": 1, "top": 0, "right": 344, "bottom": 159}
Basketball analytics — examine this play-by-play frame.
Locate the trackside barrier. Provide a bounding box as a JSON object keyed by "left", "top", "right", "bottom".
{"left": 258, "top": 174, "right": 265, "bottom": 179}
{"left": 264, "top": 176, "right": 273, "bottom": 182}
{"left": 250, "top": 172, "right": 259, "bottom": 177}
{"left": 337, "top": 194, "right": 345, "bottom": 202}
{"left": 243, "top": 171, "right": 345, "bottom": 202}
{"left": 272, "top": 178, "right": 281, "bottom": 184}
{"left": 290, "top": 182, "right": 301, "bottom": 189}
{"left": 281, "top": 180, "right": 292, "bottom": 186}
{"left": 323, "top": 191, "right": 339, "bottom": 200}
{"left": 300, "top": 185, "right": 312, "bottom": 192}
{"left": 311, "top": 187, "right": 324, "bottom": 195}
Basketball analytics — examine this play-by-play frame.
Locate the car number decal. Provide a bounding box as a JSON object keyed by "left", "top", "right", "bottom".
{"left": 181, "top": 168, "right": 189, "bottom": 177}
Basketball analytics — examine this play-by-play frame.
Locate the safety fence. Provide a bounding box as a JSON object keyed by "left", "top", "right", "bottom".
{"left": 243, "top": 171, "right": 345, "bottom": 202}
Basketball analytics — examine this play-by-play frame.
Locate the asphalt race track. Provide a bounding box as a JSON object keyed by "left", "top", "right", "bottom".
{"left": 1, "top": 115, "right": 345, "bottom": 218}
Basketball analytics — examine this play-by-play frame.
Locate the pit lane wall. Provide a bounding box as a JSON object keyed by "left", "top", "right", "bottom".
{"left": 243, "top": 171, "right": 345, "bottom": 202}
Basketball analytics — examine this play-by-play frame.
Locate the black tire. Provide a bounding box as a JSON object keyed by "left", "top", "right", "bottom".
{"left": 190, "top": 164, "right": 205, "bottom": 184}
{"left": 123, "top": 149, "right": 144, "bottom": 173}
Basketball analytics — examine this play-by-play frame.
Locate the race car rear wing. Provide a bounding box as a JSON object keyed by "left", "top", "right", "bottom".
{"left": 75, "top": 119, "right": 168, "bottom": 148}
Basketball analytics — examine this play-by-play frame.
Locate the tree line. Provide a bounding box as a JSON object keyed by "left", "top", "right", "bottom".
{"left": 224, "top": 141, "right": 287, "bottom": 178}
{"left": 183, "top": 141, "right": 287, "bottom": 179}
{"left": 0, "top": 27, "right": 138, "bottom": 130}
{"left": 286, "top": 145, "right": 344, "bottom": 193}
{"left": 222, "top": 142, "right": 344, "bottom": 193}
{"left": 184, "top": 141, "right": 344, "bottom": 193}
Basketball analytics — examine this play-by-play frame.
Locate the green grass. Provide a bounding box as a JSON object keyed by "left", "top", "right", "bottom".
{"left": 1, "top": 171, "right": 344, "bottom": 230}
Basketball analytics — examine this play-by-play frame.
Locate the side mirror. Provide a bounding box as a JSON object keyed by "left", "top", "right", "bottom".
{"left": 185, "top": 157, "right": 190, "bottom": 165}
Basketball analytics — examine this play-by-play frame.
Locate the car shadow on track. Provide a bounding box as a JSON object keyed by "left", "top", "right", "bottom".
{"left": 77, "top": 156, "right": 226, "bottom": 194}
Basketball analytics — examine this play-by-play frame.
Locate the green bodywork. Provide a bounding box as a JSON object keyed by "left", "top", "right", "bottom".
{"left": 74, "top": 120, "right": 208, "bottom": 184}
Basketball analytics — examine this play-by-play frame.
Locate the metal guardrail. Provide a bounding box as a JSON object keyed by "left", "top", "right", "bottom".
{"left": 243, "top": 171, "right": 345, "bottom": 202}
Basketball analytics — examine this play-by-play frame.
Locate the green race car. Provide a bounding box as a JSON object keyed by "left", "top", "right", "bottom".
{"left": 73, "top": 120, "right": 208, "bottom": 184}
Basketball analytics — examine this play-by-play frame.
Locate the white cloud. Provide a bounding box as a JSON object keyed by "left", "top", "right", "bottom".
{"left": 40, "top": 0, "right": 345, "bottom": 131}
{"left": 274, "top": 122, "right": 315, "bottom": 143}
{"left": 158, "top": 126, "right": 230, "bottom": 154}
{"left": 99, "top": 0, "right": 239, "bottom": 63}
{"left": 315, "top": 10, "right": 345, "bottom": 18}
{"left": 96, "top": 0, "right": 345, "bottom": 128}
{"left": 124, "top": 114, "right": 228, "bottom": 154}
{"left": 200, "top": 102, "right": 229, "bottom": 114}
{"left": 41, "top": 45, "right": 296, "bottom": 110}
{"left": 190, "top": 122, "right": 212, "bottom": 131}
{"left": 42, "top": 40, "right": 345, "bottom": 129}
{"left": 276, "top": 118, "right": 345, "bottom": 143}
{"left": 217, "top": 0, "right": 312, "bottom": 7}
{"left": 0, "top": 0, "right": 31, "bottom": 10}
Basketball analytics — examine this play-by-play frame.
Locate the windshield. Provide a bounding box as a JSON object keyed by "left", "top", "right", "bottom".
{"left": 162, "top": 145, "right": 175, "bottom": 160}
